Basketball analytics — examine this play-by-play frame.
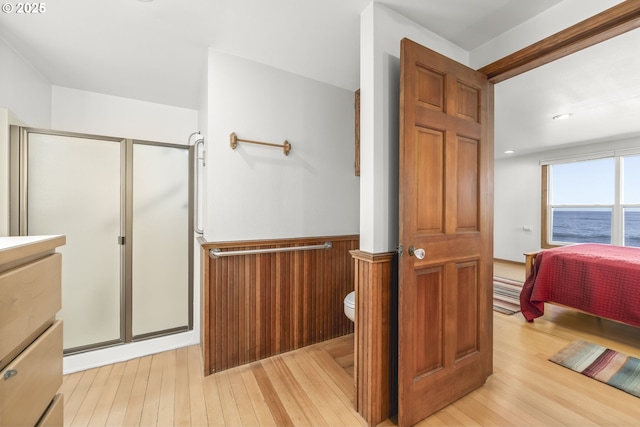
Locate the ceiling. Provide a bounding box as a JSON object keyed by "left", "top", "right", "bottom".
{"left": 495, "top": 26, "right": 640, "bottom": 158}
{"left": 1, "top": 0, "right": 639, "bottom": 158}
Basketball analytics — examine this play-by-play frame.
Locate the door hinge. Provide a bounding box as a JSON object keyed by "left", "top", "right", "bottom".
{"left": 118, "top": 236, "right": 126, "bottom": 245}
{"left": 397, "top": 244, "right": 403, "bottom": 256}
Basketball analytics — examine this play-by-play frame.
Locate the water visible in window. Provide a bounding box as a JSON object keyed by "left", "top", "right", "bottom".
{"left": 550, "top": 158, "right": 614, "bottom": 244}
{"left": 552, "top": 208, "right": 612, "bottom": 244}
{"left": 623, "top": 156, "right": 640, "bottom": 246}
{"left": 624, "top": 208, "right": 640, "bottom": 247}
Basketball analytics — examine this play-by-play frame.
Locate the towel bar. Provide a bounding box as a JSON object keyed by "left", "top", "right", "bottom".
{"left": 210, "top": 241, "right": 331, "bottom": 258}
{"left": 230, "top": 132, "right": 291, "bottom": 156}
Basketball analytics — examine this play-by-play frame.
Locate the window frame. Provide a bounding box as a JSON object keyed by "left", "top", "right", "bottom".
{"left": 541, "top": 149, "right": 640, "bottom": 248}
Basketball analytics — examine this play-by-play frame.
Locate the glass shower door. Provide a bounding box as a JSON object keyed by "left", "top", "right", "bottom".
{"left": 131, "top": 142, "right": 191, "bottom": 338}
{"left": 15, "top": 128, "right": 193, "bottom": 353}
{"left": 26, "top": 132, "right": 124, "bottom": 351}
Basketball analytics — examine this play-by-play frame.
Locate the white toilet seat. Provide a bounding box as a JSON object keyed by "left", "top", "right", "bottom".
{"left": 344, "top": 291, "right": 355, "bottom": 322}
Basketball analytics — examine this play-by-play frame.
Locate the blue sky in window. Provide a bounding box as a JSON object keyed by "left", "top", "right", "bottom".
{"left": 552, "top": 155, "right": 640, "bottom": 205}
{"left": 624, "top": 155, "right": 640, "bottom": 204}
{"left": 552, "top": 158, "right": 614, "bottom": 205}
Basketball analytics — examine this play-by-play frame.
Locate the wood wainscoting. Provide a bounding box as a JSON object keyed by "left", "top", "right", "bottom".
{"left": 350, "top": 250, "right": 398, "bottom": 426}
{"left": 200, "top": 235, "right": 359, "bottom": 375}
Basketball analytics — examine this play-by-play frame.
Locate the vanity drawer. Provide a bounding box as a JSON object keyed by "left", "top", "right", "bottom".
{"left": 36, "top": 393, "right": 64, "bottom": 427}
{"left": 0, "top": 253, "right": 62, "bottom": 369}
{"left": 0, "top": 320, "right": 63, "bottom": 427}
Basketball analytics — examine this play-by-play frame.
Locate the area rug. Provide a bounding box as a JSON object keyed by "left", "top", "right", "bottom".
{"left": 549, "top": 340, "right": 640, "bottom": 398}
{"left": 493, "top": 276, "right": 523, "bottom": 315}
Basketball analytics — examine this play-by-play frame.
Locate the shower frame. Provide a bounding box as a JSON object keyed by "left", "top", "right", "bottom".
{"left": 9, "top": 126, "right": 195, "bottom": 354}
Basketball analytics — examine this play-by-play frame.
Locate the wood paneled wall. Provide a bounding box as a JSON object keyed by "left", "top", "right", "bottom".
{"left": 351, "top": 250, "right": 398, "bottom": 426}
{"left": 201, "top": 235, "right": 359, "bottom": 375}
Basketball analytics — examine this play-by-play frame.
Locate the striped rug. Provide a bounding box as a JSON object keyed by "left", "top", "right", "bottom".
{"left": 493, "top": 276, "right": 522, "bottom": 315}
{"left": 550, "top": 340, "right": 640, "bottom": 398}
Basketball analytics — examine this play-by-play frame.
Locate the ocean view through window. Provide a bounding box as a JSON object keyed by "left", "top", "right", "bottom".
{"left": 625, "top": 208, "right": 640, "bottom": 247}
{"left": 552, "top": 208, "right": 612, "bottom": 244}
{"left": 623, "top": 156, "right": 640, "bottom": 247}
{"left": 545, "top": 154, "right": 640, "bottom": 248}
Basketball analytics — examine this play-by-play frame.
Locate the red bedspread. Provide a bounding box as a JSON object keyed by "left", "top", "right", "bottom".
{"left": 520, "top": 244, "right": 640, "bottom": 327}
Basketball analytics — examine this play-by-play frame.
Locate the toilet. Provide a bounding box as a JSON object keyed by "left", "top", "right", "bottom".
{"left": 343, "top": 291, "right": 355, "bottom": 322}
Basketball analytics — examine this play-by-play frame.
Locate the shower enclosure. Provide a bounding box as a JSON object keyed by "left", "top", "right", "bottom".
{"left": 10, "top": 127, "right": 193, "bottom": 353}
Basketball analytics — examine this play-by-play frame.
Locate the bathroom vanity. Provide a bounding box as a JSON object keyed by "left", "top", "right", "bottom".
{"left": 0, "top": 235, "right": 65, "bottom": 427}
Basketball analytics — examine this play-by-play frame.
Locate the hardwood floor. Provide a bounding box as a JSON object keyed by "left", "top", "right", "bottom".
{"left": 62, "top": 337, "right": 362, "bottom": 427}
{"left": 62, "top": 261, "right": 640, "bottom": 426}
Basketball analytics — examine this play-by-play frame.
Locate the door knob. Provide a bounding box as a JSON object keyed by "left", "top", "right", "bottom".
{"left": 408, "top": 246, "right": 425, "bottom": 260}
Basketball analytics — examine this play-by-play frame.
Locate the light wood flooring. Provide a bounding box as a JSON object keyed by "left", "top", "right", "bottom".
{"left": 62, "top": 261, "right": 640, "bottom": 426}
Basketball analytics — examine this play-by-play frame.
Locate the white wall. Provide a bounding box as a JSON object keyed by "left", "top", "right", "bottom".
{"left": 359, "top": 3, "right": 468, "bottom": 254}
{"left": 0, "top": 36, "right": 52, "bottom": 236}
{"left": 0, "top": 107, "right": 22, "bottom": 237}
{"left": 494, "top": 155, "right": 542, "bottom": 261}
{"left": 52, "top": 86, "right": 198, "bottom": 144}
{"left": 197, "top": 59, "right": 209, "bottom": 238}
{"left": 0, "top": 36, "right": 51, "bottom": 128}
{"left": 494, "top": 136, "right": 640, "bottom": 262}
{"left": 204, "top": 50, "right": 359, "bottom": 242}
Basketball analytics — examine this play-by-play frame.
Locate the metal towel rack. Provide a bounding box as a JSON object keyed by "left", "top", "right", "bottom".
{"left": 230, "top": 132, "right": 291, "bottom": 156}
{"left": 210, "top": 241, "right": 332, "bottom": 258}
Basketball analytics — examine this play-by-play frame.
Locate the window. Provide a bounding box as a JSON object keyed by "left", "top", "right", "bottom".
{"left": 623, "top": 155, "right": 640, "bottom": 247}
{"left": 542, "top": 153, "right": 640, "bottom": 248}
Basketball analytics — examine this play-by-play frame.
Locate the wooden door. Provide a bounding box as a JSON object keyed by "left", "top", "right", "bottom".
{"left": 398, "top": 38, "right": 494, "bottom": 426}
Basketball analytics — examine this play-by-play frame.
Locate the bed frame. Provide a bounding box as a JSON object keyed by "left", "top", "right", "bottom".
{"left": 520, "top": 244, "right": 640, "bottom": 327}
{"left": 524, "top": 250, "right": 540, "bottom": 278}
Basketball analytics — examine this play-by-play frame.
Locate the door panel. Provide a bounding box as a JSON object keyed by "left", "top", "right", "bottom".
{"left": 455, "top": 261, "right": 478, "bottom": 358}
{"left": 27, "top": 133, "right": 122, "bottom": 350}
{"left": 399, "top": 38, "right": 493, "bottom": 426}
{"left": 456, "top": 137, "right": 479, "bottom": 231}
{"left": 417, "top": 66, "right": 445, "bottom": 110}
{"left": 416, "top": 129, "right": 444, "bottom": 233}
{"left": 414, "top": 267, "right": 443, "bottom": 376}
{"left": 456, "top": 81, "right": 480, "bottom": 122}
{"left": 132, "top": 142, "right": 190, "bottom": 337}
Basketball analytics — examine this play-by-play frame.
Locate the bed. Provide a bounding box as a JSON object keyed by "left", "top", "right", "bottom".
{"left": 520, "top": 243, "right": 640, "bottom": 327}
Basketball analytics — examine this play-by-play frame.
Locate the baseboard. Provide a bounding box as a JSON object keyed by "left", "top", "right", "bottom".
{"left": 494, "top": 258, "right": 525, "bottom": 266}
{"left": 63, "top": 330, "right": 199, "bottom": 374}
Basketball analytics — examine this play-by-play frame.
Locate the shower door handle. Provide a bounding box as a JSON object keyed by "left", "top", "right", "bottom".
{"left": 194, "top": 138, "right": 205, "bottom": 235}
